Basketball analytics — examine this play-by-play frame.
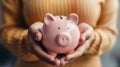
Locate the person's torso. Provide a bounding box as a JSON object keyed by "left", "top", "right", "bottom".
{"left": 22, "top": 0, "right": 104, "bottom": 27}
{"left": 18, "top": 0, "right": 105, "bottom": 67}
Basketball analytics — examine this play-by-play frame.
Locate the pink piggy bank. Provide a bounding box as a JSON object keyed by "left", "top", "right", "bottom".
{"left": 41, "top": 13, "right": 80, "bottom": 57}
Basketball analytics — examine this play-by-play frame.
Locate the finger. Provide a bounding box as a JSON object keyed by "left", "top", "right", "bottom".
{"left": 33, "top": 43, "right": 55, "bottom": 61}
{"left": 32, "top": 49, "right": 57, "bottom": 65}
{"left": 79, "top": 23, "right": 93, "bottom": 39}
{"left": 66, "top": 51, "right": 81, "bottom": 61}
{"left": 29, "top": 22, "right": 43, "bottom": 37}
{"left": 39, "top": 58, "right": 60, "bottom": 66}
{"left": 79, "top": 23, "right": 90, "bottom": 33}
{"left": 61, "top": 57, "right": 75, "bottom": 66}
{"left": 79, "top": 36, "right": 86, "bottom": 44}
{"left": 66, "top": 40, "right": 90, "bottom": 61}
{"left": 79, "top": 23, "right": 91, "bottom": 30}
{"left": 54, "top": 58, "right": 61, "bottom": 66}
{"left": 28, "top": 35, "right": 55, "bottom": 61}
{"left": 35, "top": 32, "right": 42, "bottom": 41}
{"left": 60, "top": 57, "right": 69, "bottom": 66}
{"left": 29, "top": 22, "right": 43, "bottom": 33}
{"left": 82, "top": 27, "right": 93, "bottom": 40}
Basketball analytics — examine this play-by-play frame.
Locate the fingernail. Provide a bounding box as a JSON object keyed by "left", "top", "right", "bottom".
{"left": 35, "top": 33, "right": 42, "bottom": 41}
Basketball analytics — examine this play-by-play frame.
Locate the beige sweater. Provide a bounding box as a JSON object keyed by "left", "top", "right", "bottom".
{"left": 0, "top": 0, "right": 119, "bottom": 67}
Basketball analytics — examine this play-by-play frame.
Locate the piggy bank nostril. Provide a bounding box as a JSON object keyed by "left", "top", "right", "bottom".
{"left": 62, "top": 38, "right": 64, "bottom": 41}
{"left": 62, "top": 38, "right": 67, "bottom": 42}
{"left": 57, "top": 32, "right": 72, "bottom": 47}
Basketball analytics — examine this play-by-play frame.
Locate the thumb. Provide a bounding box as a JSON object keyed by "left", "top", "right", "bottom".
{"left": 35, "top": 32, "right": 42, "bottom": 41}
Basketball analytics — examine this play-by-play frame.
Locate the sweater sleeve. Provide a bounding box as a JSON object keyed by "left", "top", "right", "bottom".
{"left": 0, "top": 0, "right": 38, "bottom": 62}
{"left": 86, "top": 0, "right": 119, "bottom": 55}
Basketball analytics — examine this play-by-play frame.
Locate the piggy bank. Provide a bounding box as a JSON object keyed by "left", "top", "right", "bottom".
{"left": 41, "top": 13, "right": 80, "bottom": 57}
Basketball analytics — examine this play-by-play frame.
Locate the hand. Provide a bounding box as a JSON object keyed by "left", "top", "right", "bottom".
{"left": 60, "top": 23, "right": 93, "bottom": 65}
{"left": 59, "top": 40, "right": 91, "bottom": 66}
{"left": 79, "top": 23, "right": 94, "bottom": 41}
{"left": 28, "top": 22, "right": 58, "bottom": 65}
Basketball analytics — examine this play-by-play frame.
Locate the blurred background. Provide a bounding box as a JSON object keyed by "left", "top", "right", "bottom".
{"left": 0, "top": 0, "right": 120, "bottom": 67}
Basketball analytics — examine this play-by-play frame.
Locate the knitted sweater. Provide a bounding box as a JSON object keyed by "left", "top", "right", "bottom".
{"left": 0, "top": 0, "right": 119, "bottom": 67}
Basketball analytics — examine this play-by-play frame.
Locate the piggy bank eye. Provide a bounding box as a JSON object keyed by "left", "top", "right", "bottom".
{"left": 67, "top": 27, "right": 70, "bottom": 29}
{"left": 66, "top": 26, "right": 71, "bottom": 32}
{"left": 66, "top": 23, "right": 75, "bottom": 32}
{"left": 58, "top": 27, "right": 61, "bottom": 29}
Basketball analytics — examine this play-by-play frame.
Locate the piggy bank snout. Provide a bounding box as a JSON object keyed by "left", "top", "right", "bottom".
{"left": 56, "top": 32, "right": 72, "bottom": 47}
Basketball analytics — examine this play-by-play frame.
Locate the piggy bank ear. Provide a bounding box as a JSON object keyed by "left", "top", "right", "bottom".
{"left": 68, "top": 13, "right": 79, "bottom": 24}
{"left": 44, "top": 13, "right": 55, "bottom": 25}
